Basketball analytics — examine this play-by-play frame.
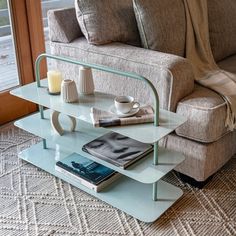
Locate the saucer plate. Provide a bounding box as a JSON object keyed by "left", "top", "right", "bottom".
{"left": 109, "top": 105, "right": 140, "bottom": 118}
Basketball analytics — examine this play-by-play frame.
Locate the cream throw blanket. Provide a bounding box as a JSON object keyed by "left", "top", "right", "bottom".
{"left": 183, "top": 0, "right": 236, "bottom": 130}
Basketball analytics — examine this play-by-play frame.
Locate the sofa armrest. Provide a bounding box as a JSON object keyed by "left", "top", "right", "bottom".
{"left": 50, "top": 39, "right": 195, "bottom": 111}
{"left": 47, "top": 8, "right": 83, "bottom": 43}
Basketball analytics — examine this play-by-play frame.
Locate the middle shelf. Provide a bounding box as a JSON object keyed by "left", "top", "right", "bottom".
{"left": 15, "top": 110, "right": 185, "bottom": 184}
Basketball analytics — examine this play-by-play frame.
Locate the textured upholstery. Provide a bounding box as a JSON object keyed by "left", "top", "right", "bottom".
{"left": 48, "top": 8, "right": 82, "bottom": 43}
{"left": 133, "top": 0, "right": 186, "bottom": 57}
{"left": 50, "top": 37, "right": 194, "bottom": 111}
{"left": 176, "top": 84, "right": 228, "bottom": 143}
{"left": 48, "top": 6, "right": 236, "bottom": 182}
{"left": 74, "top": 0, "right": 140, "bottom": 46}
{"left": 218, "top": 54, "right": 236, "bottom": 74}
{"left": 208, "top": 0, "right": 236, "bottom": 61}
{"left": 166, "top": 131, "right": 236, "bottom": 181}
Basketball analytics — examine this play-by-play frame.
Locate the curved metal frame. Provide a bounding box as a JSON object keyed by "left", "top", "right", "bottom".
{"left": 35, "top": 53, "right": 160, "bottom": 200}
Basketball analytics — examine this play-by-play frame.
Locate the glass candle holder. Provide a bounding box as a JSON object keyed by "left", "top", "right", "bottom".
{"left": 47, "top": 70, "right": 63, "bottom": 94}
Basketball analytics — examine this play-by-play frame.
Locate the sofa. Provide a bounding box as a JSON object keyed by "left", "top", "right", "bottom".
{"left": 47, "top": 0, "right": 236, "bottom": 186}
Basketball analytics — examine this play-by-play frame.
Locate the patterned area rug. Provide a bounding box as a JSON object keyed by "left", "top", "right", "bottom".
{"left": 0, "top": 123, "right": 235, "bottom": 236}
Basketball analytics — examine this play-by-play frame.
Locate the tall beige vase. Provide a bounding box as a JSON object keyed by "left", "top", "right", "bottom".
{"left": 78, "top": 66, "right": 95, "bottom": 95}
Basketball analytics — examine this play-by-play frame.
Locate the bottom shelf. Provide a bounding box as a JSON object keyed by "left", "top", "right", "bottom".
{"left": 19, "top": 141, "right": 183, "bottom": 223}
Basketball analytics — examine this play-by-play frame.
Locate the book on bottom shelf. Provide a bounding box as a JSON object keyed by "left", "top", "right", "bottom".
{"left": 82, "top": 131, "right": 153, "bottom": 169}
{"left": 55, "top": 153, "right": 120, "bottom": 192}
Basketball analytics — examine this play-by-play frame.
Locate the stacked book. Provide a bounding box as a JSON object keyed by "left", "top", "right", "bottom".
{"left": 55, "top": 153, "right": 120, "bottom": 192}
{"left": 56, "top": 132, "right": 153, "bottom": 192}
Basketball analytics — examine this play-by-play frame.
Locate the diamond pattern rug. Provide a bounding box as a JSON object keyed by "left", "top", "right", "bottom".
{"left": 0, "top": 123, "right": 235, "bottom": 236}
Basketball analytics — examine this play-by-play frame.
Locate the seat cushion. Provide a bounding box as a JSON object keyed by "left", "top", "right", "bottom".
{"left": 166, "top": 131, "right": 236, "bottom": 181}
{"left": 176, "top": 84, "right": 229, "bottom": 143}
{"left": 74, "top": 0, "right": 140, "bottom": 46}
{"left": 218, "top": 54, "right": 236, "bottom": 74}
{"left": 208, "top": 0, "right": 236, "bottom": 61}
{"left": 133, "top": 0, "right": 186, "bottom": 57}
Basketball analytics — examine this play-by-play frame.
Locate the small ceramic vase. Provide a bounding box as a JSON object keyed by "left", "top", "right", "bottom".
{"left": 78, "top": 66, "right": 95, "bottom": 95}
{"left": 61, "top": 79, "right": 78, "bottom": 103}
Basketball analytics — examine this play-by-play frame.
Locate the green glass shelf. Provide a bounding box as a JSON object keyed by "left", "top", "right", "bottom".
{"left": 11, "top": 79, "right": 186, "bottom": 144}
{"left": 15, "top": 110, "right": 185, "bottom": 184}
{"left": 19, "top": 141, "right": 183, "bottom": 223}
{"left": 11, "top": 53, "right": 187, "bottom": 222}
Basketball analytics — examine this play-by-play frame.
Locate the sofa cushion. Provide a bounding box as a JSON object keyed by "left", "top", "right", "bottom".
{"left": 50, "top": 37, "right": 194, "bottom": 111}
{"left": 176, "top": 84, "right": 229, "bottom": 143}
{"left": 48, "top": 8, "right": 82, "bottom": 43}
{"left": 74, "top": 0, "right": 140, "bottom": 46}
{"left": 166, "top": 131, "right": 236, "bottom": 181}
{"left": 208, "top": 0, "right": 236, "bottom": 61}
{"left": 133, "top": 0, "right": 186, "bottom": 57}
{"left": 218, "top": 54, "right": 236, "bottom": 74}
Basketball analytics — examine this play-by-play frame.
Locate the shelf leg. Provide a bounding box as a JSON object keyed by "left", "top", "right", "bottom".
{"left": 39, "top": 105, "right": 44, "bottom": 119}
{"left": 38, "top": 105, "right": 46, "bottom": 149}
{"left": 153, "top": 142, "right": 158, "bottom": 165}
{"left": 153, "top": 182, "right": 158, "bottom": 201}
{"left": 152, "top": 142, "right": 158, "bottom": 200}
{"left": 42, "top": 139, "right": 47, "bottom": 149}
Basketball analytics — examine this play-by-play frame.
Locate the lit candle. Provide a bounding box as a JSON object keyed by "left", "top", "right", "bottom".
{"left": 47, "top": 70, "right": 62, "bottom": 94}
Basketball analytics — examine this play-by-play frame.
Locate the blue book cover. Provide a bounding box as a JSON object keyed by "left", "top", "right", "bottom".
{"left": 56, "top": 153, "right": 116, "bottom": 185}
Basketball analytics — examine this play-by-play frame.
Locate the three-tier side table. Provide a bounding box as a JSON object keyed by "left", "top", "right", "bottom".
{"left": 11, "top": 54, "right": 186, "bottom": 223}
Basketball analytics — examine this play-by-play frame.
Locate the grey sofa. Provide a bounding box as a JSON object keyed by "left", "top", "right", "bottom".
{"left": 47, "top": 3, "right": 236, "bottom": 185}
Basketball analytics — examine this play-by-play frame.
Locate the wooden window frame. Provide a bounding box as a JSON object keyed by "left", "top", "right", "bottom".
{"left": 0, "top": 0, "right": 46, "bottom": 125}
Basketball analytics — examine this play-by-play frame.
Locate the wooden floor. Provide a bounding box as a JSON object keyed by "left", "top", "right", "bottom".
{"left": 0, "top": 34, "right": 50, "bottom": 92}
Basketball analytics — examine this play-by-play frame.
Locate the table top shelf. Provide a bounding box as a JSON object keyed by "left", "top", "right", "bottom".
{"left": 11, "top": 79, "right": 186, "bottom": 144}
{"left": 15, "top": 110, "right": 185, "bottom": 184}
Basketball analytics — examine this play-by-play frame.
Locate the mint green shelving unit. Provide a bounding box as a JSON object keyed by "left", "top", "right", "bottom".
{"left": 11, "top": 53, "right": 186, "bottom": 222}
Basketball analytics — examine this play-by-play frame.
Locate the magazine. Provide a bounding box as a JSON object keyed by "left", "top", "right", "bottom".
{"left": 90, "top": 105, "right": 154, "bottom": 127}
{"left": 83, "top": 132, "right": 153, "bottom": 169}
{"left": 55, "top": 153, "right": 120, "bottom": 192}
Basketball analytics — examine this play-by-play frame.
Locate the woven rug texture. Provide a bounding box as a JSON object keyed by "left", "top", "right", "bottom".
{"left": 0, "top": 124, "right": 235, "bottom": 236}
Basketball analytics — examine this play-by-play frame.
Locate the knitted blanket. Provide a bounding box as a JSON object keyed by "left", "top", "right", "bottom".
{"left": 183, "top": 0, "right": 236, "bottom": 130}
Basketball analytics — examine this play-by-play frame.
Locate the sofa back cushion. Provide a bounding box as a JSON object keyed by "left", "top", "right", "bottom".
{"left": 208, "top": 0, "right": 236, "bottom": 61}
{"left": 48, "top": 8, "right": 83, "bottom": 43}
{"left": 133, "top": 0, "right": 186, "bottom": 57}
{"left": 75, "top": 0, "right": 140, "bottom": 46}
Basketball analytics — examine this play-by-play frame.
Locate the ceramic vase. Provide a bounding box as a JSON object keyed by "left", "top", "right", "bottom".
{"left": 78, "top": 66, "right": 95, "bottom": 95}
{"left": 61, "top": 79, "right": 78, "bottom": 103}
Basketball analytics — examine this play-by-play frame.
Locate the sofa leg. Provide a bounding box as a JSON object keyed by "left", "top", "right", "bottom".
{"left": 174, "top": 171, "right": 213, "bottom": 189}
